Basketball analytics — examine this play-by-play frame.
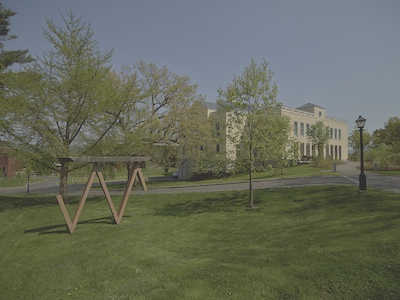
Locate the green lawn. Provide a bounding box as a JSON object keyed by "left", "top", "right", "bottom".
{"left": 376, "top": 170, "right": 400, "bottom": 176}
{"left": 0, "top": 177, "right": 44, "bottom": 188}
{"left": 0, "top": 186, "right": 399, "bottom": 299}
{"left": 114, "top": 164, "right": 335, "bottom": 189}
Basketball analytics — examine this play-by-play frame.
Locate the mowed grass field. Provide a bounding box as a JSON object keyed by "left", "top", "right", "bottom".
{"left": 0, "top": 186, "right": 399, "bottom": 299}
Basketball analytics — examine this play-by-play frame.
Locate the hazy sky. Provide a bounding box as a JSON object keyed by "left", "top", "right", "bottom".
{"left": 3, "top": 0, "right": 400, "bottom": 133}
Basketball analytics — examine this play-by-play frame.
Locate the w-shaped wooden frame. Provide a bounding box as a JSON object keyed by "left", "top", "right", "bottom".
{"left": 56, "top": 162, "right": 147, "bottom": 234}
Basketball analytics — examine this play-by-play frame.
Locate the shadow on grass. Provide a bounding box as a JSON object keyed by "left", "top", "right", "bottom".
{"left": 0, "top": 194, "right": 115, "bottom": 212}
{"left": 0, "top": 194, "right": 58, "bottom": 212}
{"left": 24, "top": 215, "right": 133, "bottom": 234}
{"left": 281, "top": 185, "right": 400, "bottom": 215}
{"left": 152, "top": 191, "right": 254, "bottom": 217}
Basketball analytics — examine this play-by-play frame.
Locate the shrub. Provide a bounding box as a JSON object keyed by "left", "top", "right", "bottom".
{"left": 366, "top": 144, "right": 400, "bottom": 170}
{"left": 190, "top": 154, "right": 234, "bottom": 180}
{"left": 310, "top": 157, "right": 338, "bottom": 169}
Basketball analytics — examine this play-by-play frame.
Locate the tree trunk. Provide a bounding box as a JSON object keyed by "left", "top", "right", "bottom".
{"left": 248, "top": 135, "right": 254, "bottom": 208}
{"left": 60, "top": 161, "right": 69, "bottom": 204}
{"left": 127, "top": 163, "right": 132, "bottom": 182}
{"left": 127, "top": 162, "right": 138, "bottom": 185}
{"left": 249, "top": 166, "right": 254, "bottom": 208}
{"left": 318, "top": 144, "right": 324, "bottom": 159}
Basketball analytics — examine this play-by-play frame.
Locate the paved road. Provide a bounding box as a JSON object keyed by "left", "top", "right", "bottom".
{"left": 335, "top": 161, "right": 400, "bottom": 194}
{"left": 1, "top": 161, "right": 399, "bottom": 195}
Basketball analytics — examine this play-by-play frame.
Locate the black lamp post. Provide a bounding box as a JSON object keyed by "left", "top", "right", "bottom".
{"left": 355, "top": 116, "right": 367, "bottom": 191}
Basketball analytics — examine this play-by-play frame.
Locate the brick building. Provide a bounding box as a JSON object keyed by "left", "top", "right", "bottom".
{"left": 0, "top": 151, "right": 16, "bottom": 178}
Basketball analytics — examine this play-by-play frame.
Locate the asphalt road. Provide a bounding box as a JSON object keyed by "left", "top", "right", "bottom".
{"left": 1, "top": 161, "right": 399, "bottom": 195}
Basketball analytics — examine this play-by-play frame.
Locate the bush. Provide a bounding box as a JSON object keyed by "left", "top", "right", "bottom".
{"left": 310, "top": 157, "right": 338, "bottom": 169}
{"left": 190, "top": 154, "right": 234, "bottom": 180}
{"left": 366, "top": 145, "right": 400, "bottom": 170}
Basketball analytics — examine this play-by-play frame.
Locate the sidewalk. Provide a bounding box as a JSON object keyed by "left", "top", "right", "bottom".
{"left": 335, "top": 161, "right": 400, "bottom": 194}
{"left": 335, "top": 161, "right": 360, "bottom": 175}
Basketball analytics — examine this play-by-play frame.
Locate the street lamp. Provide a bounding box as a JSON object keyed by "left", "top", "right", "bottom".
{"left": 355, "top": 116, "right": 367, "bottom": 191}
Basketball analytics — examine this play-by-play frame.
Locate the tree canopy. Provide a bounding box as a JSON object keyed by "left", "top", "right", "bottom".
{"left": 307, "top": 121, "right": 330, "bottom": 158}
{"left": 348, "top": 128, "right": 373, "bottom": 158}
{"left": 217, "top": 58, "right": 291, "bottom": 207}
{"left": 103, "top": 61, "right": 208, "bottom": 174}
{"left": 0, "top": 3, "right": 33, "bottom": 70}
{"left": 1, "top": 10, "right": 124, "bottom": 200}
{"left": 373, "top": 117, "right": 400, "bottom": 148}
{"left": 0, "top": 10, "right": 206, "bottom": 200}
{"left": 368, "top": 117, "right": 400, "bottom": 167}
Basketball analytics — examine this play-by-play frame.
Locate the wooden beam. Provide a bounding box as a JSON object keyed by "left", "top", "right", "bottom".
{"left": 56, "top": 161, "right": 148, "bottom": 234}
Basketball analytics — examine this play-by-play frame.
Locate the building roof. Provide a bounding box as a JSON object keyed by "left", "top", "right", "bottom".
{"left": 296, "top": 103, "right": 325, "bottom": 110}
{"left": 205, "top": 101, "right": 219, "bottom": 110}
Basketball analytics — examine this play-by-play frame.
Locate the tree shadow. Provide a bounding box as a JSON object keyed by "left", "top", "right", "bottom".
{"left": 0, "top": 194, "right": 58, "bottom": 212}
{"left": 152, "top": 191, "right": 253, "bottom": 217}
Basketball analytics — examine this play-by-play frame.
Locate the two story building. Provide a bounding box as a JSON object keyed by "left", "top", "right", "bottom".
{"left": 277, "top": 103, "right": 348, "bottom": 161}
{"left": 205, "top": 101, "right": 348, "bottom": 162}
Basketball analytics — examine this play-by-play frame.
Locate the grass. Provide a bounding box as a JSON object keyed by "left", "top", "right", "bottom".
{"left": 70, "top": 166, "right": 168, "bottom": 184}
{"left": 0, "top": 177, "right": 43, "bottom": 188}
{"left": 110, "top": 164, "right": 335, "bottom": 189}
{"left": 0, "top": 186, "right": 399, "bottom": 299}
{"left": 376, "top": 170, "right": 400, "bottom": 176}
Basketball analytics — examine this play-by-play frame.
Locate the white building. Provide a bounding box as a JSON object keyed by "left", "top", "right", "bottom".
{"left": 278, "top": 103, "right": 348, "bottom": 161}
{"left": 205, "top": 102, "right": 348, "bottom": 162}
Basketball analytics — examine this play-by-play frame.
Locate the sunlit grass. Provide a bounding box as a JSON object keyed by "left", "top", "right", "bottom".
{"left": 0, "top": 186, "right": 399, "bottom": 299}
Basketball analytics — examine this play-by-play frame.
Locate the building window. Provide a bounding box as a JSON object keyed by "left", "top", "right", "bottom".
{"left": 334, "top": 129, "right": 337, "bottom": 140}
{"left": 215, "top": 123, "right": 220, "bottom": 136}
{"left": 216, "top": 144, "right": 220, "bottom": 152}
{"left": 294, "top": 122, "right": 298, "bottom": 136}
{"left": 338, "top": 129, "right": 342, "bottom": 140}
{"left": 300, "top": 123, "right": 304, "bottom": 136}
{"left": 306, "top": 123, "right": 310, "bottom": 135}
{"left": 330, "top": 128, "right": 333, "bottom": 139}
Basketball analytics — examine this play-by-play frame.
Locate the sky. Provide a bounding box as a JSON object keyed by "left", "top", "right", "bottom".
{"left": 3, "top": 0, "right": 400, "bottom": 134}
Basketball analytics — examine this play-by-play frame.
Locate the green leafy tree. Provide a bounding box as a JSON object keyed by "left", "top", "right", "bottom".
{"left": 0, "top": 3, "right": 33, "bottom": 71}
{"left": 178, "top": 100, "right": 214, "bottom": 166}
{"left": 1, "top": 11, "right": 128, "bottom": 202}
{"left": 366, "top": 144, "right": 396, "bottom": 169}
{"left": 373, "top": 117, "right": 400, "bottom": 148}
{"left": 135, "top": 61, "right": 206, "bottom": 160}
{"left": 307, "top": 121, "right": 330, "bottom": 159}
{"left": 105, "top": 61, "right": 206, "bottom": 176}
{"left": 370, "top": 117, "right": 400, "bottom": 166}
{"left": 0, "top": 2, "right": 34, "bottom": 151}
{"left": 348, "top": 128, "right": 373, "bottom": 160}
{"left": 186, "top": 103, "right": 234, "bottom": 180}
{"left": 217, "top": 58, "right": 291, "bottom": 208}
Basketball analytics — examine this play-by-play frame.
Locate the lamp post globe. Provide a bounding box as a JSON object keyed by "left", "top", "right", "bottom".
{"left": 355, "top": 116, "right": 366, "bottom": 129}
{"left": 356, "top": 116, "right": 367, "bottom": 191}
